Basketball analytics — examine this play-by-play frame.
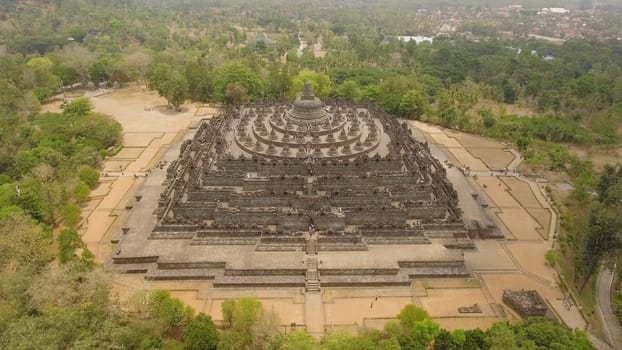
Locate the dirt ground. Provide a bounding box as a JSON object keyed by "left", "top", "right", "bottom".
{"left": 324, "top": 297, "right": 414, "bottom": 326}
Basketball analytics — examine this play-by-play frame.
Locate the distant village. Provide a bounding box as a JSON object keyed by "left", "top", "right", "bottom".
{"left": 410, "top": 4, "right": 621, "bottom": 43}
{"left": 238, "top": 2, "right": 620, "bottom": 57}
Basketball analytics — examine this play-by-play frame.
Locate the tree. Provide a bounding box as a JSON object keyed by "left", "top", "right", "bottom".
{"left": 0, "top": 212, "right": 53, "bottom": 272}
{"left": 596, "top": 164, "right": 622, "bottom": 205}
{"left": 398, "top": 89, "right": 428, "bottom": 119}
{"left": 321, "top": 332, "right": 357, "bottom": 350}
{"left": 61, "top": 203, "right": 81, "bottom": 228}
{"left": 377, "top": 76, "right": 418, "bottom": 115}
{"left": 26, "top": 56, "right": 61, "bottom": 101}
{"left": 463, "top": 329, "right": 489, "bottom": 350}
{"left": 397, "top": 304, "right": 430, "bottom": 330}
{"left": 90, "top": 58, "right": 113, "bottom": 85}
{"left": 502, "top": 81, "right": 517, "bottom": 104}
{"left": 73, "top": 182, "right": 91, "bottom": 203}
{"left": 162, "top": 70, "right": 189, "bottom": 111}
{"left": 218, "top": 298, "right": 277, "bottom": 350}
{"left": 276, "top": 332, "right": 316, "bottom": 350}
{"left": 356, "top": 330, "right": 401, "bottom": 350}
{"left": 148, "top": 290, "right": 194, "bottom": 337}
{"left": 54, "top": 44, "right": 97, "bottom": 84}
{"left": 576, "top": 203, "right": 620, "bottom": 292}
{"left": 251, "top": 308, "right": 281, "bottom": 348}
{"left": 544, "top": 249, "right": 561, "bottom": 267}
{"left": 214, "top": 62, "right": 264, "bottom": 102}
{"left": 411, "top": 318, "right": 441, "bottom": 348}
{"left": 79, "top": 166, "right": 100, "bottom": 188}
{"left": 516, "top": 317, "right": 593, "bottom": 350}
{"left": 439, "top": 106, "right": 460, "bottom": 127}
{"left": 487, "top": 322, "right": 536, "bottom": 350}
{"left": 434, "top": 329, "right": 461, "bottom": 350}
{"left": 74, "top": 112, "right": 123, "bottom": 149}
{"left": 63, "top": 97, "right": 93, "bottom": 118}
{"left": 225, "top": 82, "right": 250, "bottom": 105}
{"left": 289, "top": 71, "right": 331, "bottom": 99}
{"left": 516, "top": 137, "right": 531, "bottom": 152}
{"left": 58, "top": 228, "right": 93, "bottom": 265}
{"left": 124, "top": 50, "right": 153, "bottom": 86}
{"left": 332, "top": 80, "right": 361, "bottom": 101}
{"left": 185, "top": 61, "right": 214, "bottom": 102}
{"left": 184, "top": 313, "right": 219, "bottom": 350}
{"left": 452, "top": 81, "right": 480, "bottom": 114}
{"left": 148, "top": 63, "right": 189, "bottom": 111}
{"left": 389, "top": 305, "right": 440, "bottom": 350}
{"left": 225, "top": 297, "right": 261, "bottom": 330}
{"left": 266, "top": 63, "right": 292, "bottom": 99}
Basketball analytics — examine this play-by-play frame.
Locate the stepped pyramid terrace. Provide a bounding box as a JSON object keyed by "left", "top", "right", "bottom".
{"left": 110, "top": 83, "right": 483, "bottom": 290}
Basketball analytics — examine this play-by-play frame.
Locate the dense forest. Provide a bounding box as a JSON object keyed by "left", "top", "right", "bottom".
{"left": 0, "top": 0, "right": 621, "bottom": 348}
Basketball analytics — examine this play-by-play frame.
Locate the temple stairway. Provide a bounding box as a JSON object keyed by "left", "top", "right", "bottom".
{"left": 306, "top": 236, "right": 318, "bottom": 255}
{"left": 305, "top": 257, "right": 320, "bottom": 292}
{"left": 303, "top": 238, "right": 325, "bottom": 338}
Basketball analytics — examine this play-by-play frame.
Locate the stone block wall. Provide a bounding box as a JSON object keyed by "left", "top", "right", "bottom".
{"left": 408, "top": 206, "right": 446, "bottom": 219}
{"left": 315, "top": 215, "right": 346, "bottom": 231}
{"left": 345, "top": 209, "right": 408, "bottom": 225}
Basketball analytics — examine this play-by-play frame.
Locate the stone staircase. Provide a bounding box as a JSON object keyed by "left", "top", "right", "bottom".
{"left": 305, "top": 257, "right": 321, "bottom": 292}
{"left": 306, "top": 236, "right": 318, "bottom": 255}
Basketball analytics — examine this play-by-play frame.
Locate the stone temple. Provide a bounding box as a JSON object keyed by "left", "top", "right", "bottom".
{"left": 110, "top": 83, "right": 474, "bottom": 290}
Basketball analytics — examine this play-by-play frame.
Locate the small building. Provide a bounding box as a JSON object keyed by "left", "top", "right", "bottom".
{"left": 245, "top": 32, "right": 276, "bottom": 47}
{"left": 540, "top": 7, "right": 570, "bottom": 15}
{"left": 397, "top": 35, "right": 434, "bottom": 44}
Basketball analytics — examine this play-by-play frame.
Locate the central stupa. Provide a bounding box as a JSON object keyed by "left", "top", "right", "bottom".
{"left": 288, "top": 82, "right": 328, "bottom": 122}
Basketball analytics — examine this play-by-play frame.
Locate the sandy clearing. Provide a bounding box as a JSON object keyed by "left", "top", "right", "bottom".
{"left": 464, "top": 240, "right": 518, "bottom": 271}
{"left": 169, "top": 290, "right": 207, "bottom": 314}
{"left": 103, "top": 160, "right": 132, "bottom": 172}
{"left": 324, "top": 297, "right": 414, "bottom": 325}
{"left": 468, "top": 148, "right": 515, "bottom": 170}
{"left": 420, "top": 288, "right": 494, "bottom": 317}
{"left": 449, "top": 148, "right": 489, "bottom": 171}
{"left": 526, "top": 208, "right": 552, "bottom": 238}
{"left": 96, "top": 176, "right": 136, "bottom": 210}
{"left": 112, "top": 147, "right": 145, "bottom": 159}
{"left": 497, "top": 208, "right": 543, "bottom": 241}
{"left": 87, "top": 182, "right": 111, "bottom": 198}
{"left": 505, "top": 242, "right": 556, "bottom": 283}
{"left": 502, "top": 177, "right": 543, "bottom": 208}
{"left": 449, "top": 132, "right": 504, "bottom": 149}
{"left": 123, "top": 132, "right": 163, "bottom": 147}
{"left": 410, "top": 121, "right": 443, "bottom": 134}
{"left": 81, "top": 209, "right": 118, "bottom": 243}
{"left": 429, "top": 133, "right": 463, "bottom": 148}
{"left": 475, "top": 177, "right": 520, "bottom": 208}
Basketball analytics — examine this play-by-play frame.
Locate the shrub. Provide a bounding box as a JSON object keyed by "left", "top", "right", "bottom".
{"left": 78, "top": 166, "right": 100, "bottom": 188}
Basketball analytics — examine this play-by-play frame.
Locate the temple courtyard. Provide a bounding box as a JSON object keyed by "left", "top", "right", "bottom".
{"left": 62, "top": 86, "right": 586, "bottom": 336}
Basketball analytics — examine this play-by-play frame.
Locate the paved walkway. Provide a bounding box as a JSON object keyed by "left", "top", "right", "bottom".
{"left": 305, "top": 293, "right": 326, "bottom": 338}
{"left": 596, "top": 268, "right": 622, "bottom": 349}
